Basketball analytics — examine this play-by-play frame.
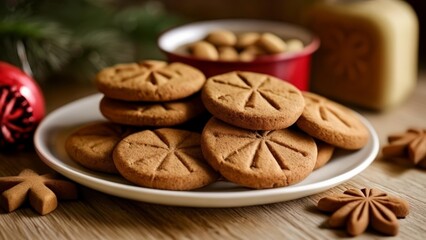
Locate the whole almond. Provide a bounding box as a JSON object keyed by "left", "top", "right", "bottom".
{"left": 236, "top": 32, "right": 260, "bottom": 48}
{"left": 257, "top": 33, "right": 287, "bottom": 54}
{"left": 191, "top": 41, "right": 219, "bottom": 60}
{"left": 286, "top": 39, "right": 304, "bottom": 52}
{"left": 218, "top": 46, "right": 239, "bottom": 61}
{"left": 205, "top": 30, "right": 237, "bottom": 46}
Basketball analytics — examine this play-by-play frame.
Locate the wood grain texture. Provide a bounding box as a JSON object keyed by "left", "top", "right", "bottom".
{"left": 1, "top": 73, "right": 426, "bottom": 240}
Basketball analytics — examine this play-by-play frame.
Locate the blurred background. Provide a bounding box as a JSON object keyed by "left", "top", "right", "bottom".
{"left": 0, "top": 0, "right": 424, "bottom": 83}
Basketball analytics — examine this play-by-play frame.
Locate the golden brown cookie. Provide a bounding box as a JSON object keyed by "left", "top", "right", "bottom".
{"left": 314, "top": 139, "right": 335, "bottom": 170}
{"left": 190, "top": 41, "right": 219, "bottom": 61}
{"left": 296, "top": 92, "right": 369, "bottom": 150}
{"left": 113, "top": 128, "right": 218, "bottom": 190}
{"left": 96, "top": 60, "right": 205, "bottom": 101}
{"left": 201, "top": 118, "right": 317, "bottom": 189}
{"left": 201, "top": 71, "right": 305, "bottom": 130}
{"left": 99, "top": 95, "right": 205, "bottom": 127}
{"left": 65, "top": 122, "right": 135, "bottom": 173}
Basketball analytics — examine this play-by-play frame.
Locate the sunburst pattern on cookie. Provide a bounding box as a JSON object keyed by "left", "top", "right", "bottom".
{"left": 114, "top": 128, "right": 217, "bottom": 190}
{"left": 111, "top": 61, "right": 181, "bottom": 87}
{"left": 212, "top": 72, "right": 298, "bottom": 111}
{"left": 74, "top": 123, "right": 133, "bottom": 150}
{"left": 128, "top": 130, "right": 201, "bottom": 174}
{"left": 215, "top": 130, "right": 309, "bottom": 171}
{"left": 201, "top": 118, "right": 316, "bottom": 188}
{"left": 303, "top": 92, "right": 353, "bottom": 128}
{"left": 134, "top": 103, "right": 177, "bottom": 113}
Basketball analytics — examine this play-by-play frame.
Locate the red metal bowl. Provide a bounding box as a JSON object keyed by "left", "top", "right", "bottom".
{"left": 158, "top": 19, "right": 320, "bottom": 90}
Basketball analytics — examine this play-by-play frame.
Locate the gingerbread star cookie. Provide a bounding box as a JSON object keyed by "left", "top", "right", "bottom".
{"left": 0, "top": 169, "right": 78, "bottom": 215}
{"left": 317, "top": 188, "right": 409, "bottom": 236}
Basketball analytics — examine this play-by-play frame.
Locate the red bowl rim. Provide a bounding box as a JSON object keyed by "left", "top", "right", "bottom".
{"left": 157, "top": 19, "right": 320, "bottom": 64}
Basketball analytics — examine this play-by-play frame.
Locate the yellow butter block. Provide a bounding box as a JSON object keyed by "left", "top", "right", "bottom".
{"left": 305, "top": 0, "right": 418, "bottom": 110}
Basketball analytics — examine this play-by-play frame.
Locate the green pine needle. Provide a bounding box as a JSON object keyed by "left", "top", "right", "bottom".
{"left": 0, "top": 16, "right": 73, "bottom": 80}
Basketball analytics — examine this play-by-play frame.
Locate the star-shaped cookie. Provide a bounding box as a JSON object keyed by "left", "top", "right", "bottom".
{"left": 317, "top": 188, "right": 409, "bottom": 236}
{"left": 382, "top": 128, "right": 426, "bottom": 168}
{"left": 0, "top": 169, "right": 78, "bottom": 215}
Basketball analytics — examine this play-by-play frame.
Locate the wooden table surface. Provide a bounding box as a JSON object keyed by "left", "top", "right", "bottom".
{"left": 1, "top": 70, "right": 425, "bottom": 240}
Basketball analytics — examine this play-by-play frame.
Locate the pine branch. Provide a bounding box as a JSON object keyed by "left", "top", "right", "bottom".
{"left": 0, "top": 16, "right": 73, "bottom": 81}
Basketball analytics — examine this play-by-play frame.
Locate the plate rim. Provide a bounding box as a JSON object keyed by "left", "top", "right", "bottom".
{"left": 34, "top": 93, "right": 379, "bottom": 207}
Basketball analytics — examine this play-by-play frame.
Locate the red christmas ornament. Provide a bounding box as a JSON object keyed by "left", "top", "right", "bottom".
{"left": 0, "top": 62, "right": 45, "bottom": 149}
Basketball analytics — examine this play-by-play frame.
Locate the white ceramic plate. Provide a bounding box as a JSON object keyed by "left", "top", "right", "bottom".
{"left": 34, "top": 94, "right": 379, "bottom": 208}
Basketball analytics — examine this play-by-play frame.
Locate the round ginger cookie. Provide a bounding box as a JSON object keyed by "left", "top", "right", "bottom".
{"left": 96, "top": 60, "right": 205, "bottom": 101}
{"left": 100, "top": 94, "right": 205, "bottom": 127}
{"left": 296, "top": 92, "right": 369, "bottom": 150}
{"left": 201, "top": 71, "right": 305, "bottom": 130}
{"left": 113, "top": 128, "right": 218, "bottom": 190}
{"left": 314, "top": 139, "right": 335, "bottom": 170}
{"left": 201, "top": 118, "right": 317, "bottom": 189}
{"left": 65, "top": 122, "right": 136, "bottom": 174}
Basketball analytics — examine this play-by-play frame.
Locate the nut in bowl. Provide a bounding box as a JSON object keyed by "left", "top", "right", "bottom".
{"left": 158, "top": 19, "right": 320, "bottom": 90}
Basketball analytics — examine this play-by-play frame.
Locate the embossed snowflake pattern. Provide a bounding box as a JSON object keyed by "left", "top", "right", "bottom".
{"left": 133, "top": 103, "right": 177, "bottom": 113}
{"left": 112, "top": 60, "right": 183, "bottom": 86}
{"left": 382, "top": 128, "right": 426, "bottom": 168}
{"left": 129, "top": 130, "right": 201, "bottom": 173}
{"left": 218, "top": 130, "right": 310, "bottom": 171}
{"left": 318, "top": 188, "right": 409, "bottom": 236}
{"left": 303, "top": 92, "right": 353, "bottom": 128}
{"left": 202, "top": 118, "right": 317, "bottom": 189}
{"left": 212, "top": 72, "right": 299, "bottom": 111}
{"left": 77, "top": 123, "right": 134, "bottom": 152}
{"left": 320, "top": 27, "right": 370, "bottom": 83}
{"left": 0, "top": 169, "right": 78, "bottom": 215}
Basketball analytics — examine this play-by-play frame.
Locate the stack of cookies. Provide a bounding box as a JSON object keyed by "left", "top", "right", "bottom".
{"left": 66, "top": 60, "right": 218, "bottom": 190}
{"left": 200, "top": 71, "right": 370, "bottom": 189}
{"left": 96, "top": 60, "right": 206, "bottom": 127}
{"left": 65, "top": 60, "right": 370, "bottom": 191}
